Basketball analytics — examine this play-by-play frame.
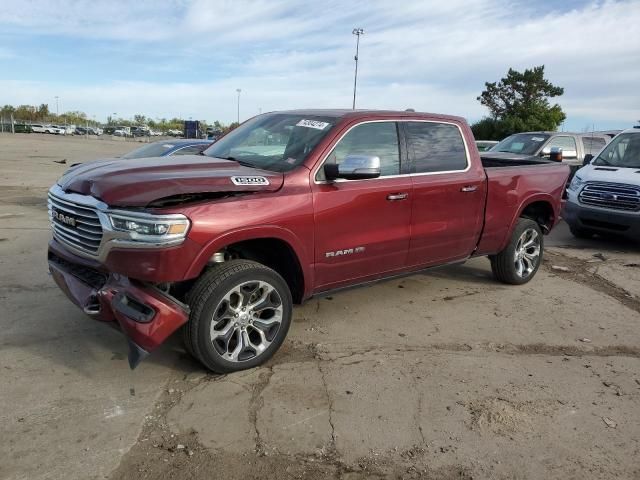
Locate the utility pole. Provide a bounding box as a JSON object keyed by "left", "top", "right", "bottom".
{"left": 55, "top": 96, "right": 59, "bottom": 118}
{"left": 236, "top": 88, "right": 241, "bottom": 124}
{"left": 352, "top": 28, "right": 364, "bottom": 109}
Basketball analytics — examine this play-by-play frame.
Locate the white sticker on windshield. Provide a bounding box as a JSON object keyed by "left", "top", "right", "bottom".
{"left": 296, "top": 119, "right": 330, "bottom": 130}
{"left": 531, "top": 137, "right": 545, "bottom": 142}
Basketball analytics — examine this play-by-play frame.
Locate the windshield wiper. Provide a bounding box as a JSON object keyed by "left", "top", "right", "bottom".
{"left": 219, "top": 156, "right": 256, "bottom": 168}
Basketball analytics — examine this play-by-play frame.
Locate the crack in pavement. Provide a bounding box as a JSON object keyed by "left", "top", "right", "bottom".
{"left": 544, "top": 251, "right": 640, "bottom": 314}
{"left": 248, "top": 367, "right": 274, "bottom": 456}
{"left": 311, "top": 344, "right": 337, "bottom": 456}
{"left": 320, "top": 343, "right": 640, "bottom": 362}
{"left": 403, "top": 364, "right": 427, "bottom": 445}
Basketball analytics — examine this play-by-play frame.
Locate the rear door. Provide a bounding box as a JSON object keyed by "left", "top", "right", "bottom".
{"left": 403, "top": 121, "right": 486, "bottom": 267}
{"left": 543, "top": 135, "right": 579, "bottom": 163}
{"left": 311, "top": 121, "right": 412, "bottom": 290}
{"left": 581, "top": 136, "right": 608, "bottom": 158}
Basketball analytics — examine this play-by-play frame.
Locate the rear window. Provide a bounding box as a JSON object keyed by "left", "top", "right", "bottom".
{"left": 122, "top": 142, "right": 174, "bottom": 159}
{"left": 493, "top": 133, "right": 550, "bottom": 155}
{"left": 405, "top": 122, "right": 468, "bottom": 173}
{"left": 582, "top": 136, "right": 606, "bottom": 155}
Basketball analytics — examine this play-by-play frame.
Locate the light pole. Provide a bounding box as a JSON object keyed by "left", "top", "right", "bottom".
{"left": 55, "top": 96, "right": 59, "bottom": 118}
{"left": 351, "top": 28, "right": 364, "bottom": 110}
{"left": 236, "top": 88, "right": 241, "bottom": 124}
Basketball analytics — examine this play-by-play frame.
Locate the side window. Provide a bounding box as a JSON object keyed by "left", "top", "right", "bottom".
{"left": 546, "top": 136, "right": 577, "bottom": 157}
{"left": 320, "top": 122, "right": 400, "bottom": 179}
{"left": 405, "top": 122, "right": 467, "bottom": 173}
{"left": 581, "top": 137, "right": 606, "bottom": 155}
{"left": 172, "top": 145, "right": 204, "bottom": 156}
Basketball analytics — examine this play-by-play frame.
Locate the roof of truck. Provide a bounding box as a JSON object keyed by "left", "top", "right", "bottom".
{"left": 272, "top": 109, "right": 467, "bottom": 123}
{"left": 511, "top": 131, "right": 609, "bottom": 137}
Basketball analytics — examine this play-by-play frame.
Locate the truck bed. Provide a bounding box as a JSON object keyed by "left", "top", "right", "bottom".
{"left": 480, "top": 153, "right": 553, "bottom": 168}
{"left": 474, "top": 160, "right": 571, "bottom": 256}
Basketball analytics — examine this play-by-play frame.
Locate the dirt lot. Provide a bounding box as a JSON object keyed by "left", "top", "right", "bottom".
{"left": 1, "top": 133, "right": 639, "bottom": 480}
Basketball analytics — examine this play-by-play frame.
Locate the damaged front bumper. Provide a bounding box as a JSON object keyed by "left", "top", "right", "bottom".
{"left": 48, "top": 245, "right": 189, "bottom": 368}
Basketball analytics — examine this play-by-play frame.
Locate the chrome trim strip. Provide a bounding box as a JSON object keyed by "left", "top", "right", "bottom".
{"left": 312, "top": 118, "right": 471, "bottom": 184}
{"left": 51, "top": 221, "right": 102, "bottom": 242}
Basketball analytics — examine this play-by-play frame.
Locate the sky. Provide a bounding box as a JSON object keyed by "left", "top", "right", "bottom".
{"left": 0, "top": 0, "right": 638, "bottom": 130}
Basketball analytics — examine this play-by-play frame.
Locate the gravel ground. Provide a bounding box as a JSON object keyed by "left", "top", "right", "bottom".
{"left": 1, "top": 133, "right": 639, "bottom": 480}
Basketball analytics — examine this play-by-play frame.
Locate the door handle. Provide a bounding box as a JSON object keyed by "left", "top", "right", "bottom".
{"left": 460, "top": 185, "right": 478, "bottom": 193}
{"left": 387, "top": 192, "right": 408, "bottom": 201}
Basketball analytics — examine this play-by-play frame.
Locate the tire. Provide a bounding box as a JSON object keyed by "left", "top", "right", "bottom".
{"left": 491, "top": 218, "right": 544, "bottom": 285}
{"left": 569, "top": 225, "right": 595, "bottom": 239}
{"left": 183, "top": 260, "right": 292, "bottom": 373}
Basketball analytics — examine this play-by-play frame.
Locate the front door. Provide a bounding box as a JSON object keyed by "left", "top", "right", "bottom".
{"left": 312, "top": 121, "right": 412, "bottom": 291}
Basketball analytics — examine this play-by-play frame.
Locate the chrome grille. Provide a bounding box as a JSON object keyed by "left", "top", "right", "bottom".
{"left": 579, "top": 182, "right": 640, "bottom": 212}
{"left": 48, "top": 191, "right": 104, "bottom": 255}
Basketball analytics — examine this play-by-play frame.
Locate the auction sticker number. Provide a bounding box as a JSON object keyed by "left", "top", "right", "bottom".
{"left": 296, "top": 119, "right": 330, "bottom": 130}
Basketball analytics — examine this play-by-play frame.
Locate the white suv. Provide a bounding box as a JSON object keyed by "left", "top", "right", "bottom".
{"left": 45, "top": 125, "right": 66, "bottom": 135}
{"left": 564, "top": 128, "right": 640, "bottom": 239}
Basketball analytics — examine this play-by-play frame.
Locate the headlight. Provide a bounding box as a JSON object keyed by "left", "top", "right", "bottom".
{"left": 109, "top": 212, "right": 190, "bottom": 244}
{"left": 568, "top": 175, "right": 584, "bottom": 191}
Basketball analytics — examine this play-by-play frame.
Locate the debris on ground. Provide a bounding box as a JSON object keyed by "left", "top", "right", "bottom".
{"left": 53, "top": 159, "right": 67, "bottom": 164}
{"left": 578, "top": 338, "right": 592, "bottom": 343}
{"left": 592, "top": 253, "right": 607, "bottom": 261}
{"left": 552, "top": 265, "right": 571, "bottom": 272}
{"left": 602, "top": 417, "right": 617, "bottom": 428}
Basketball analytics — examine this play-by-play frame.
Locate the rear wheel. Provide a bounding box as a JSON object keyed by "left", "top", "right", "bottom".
{"left": 184, "top": 260, "right": 292, "bottom": 373}
{"left": 491, "top": 218, "right": 543, "bottom": 285}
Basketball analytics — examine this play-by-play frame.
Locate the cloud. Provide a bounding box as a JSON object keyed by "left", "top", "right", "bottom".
{"left": 1, "top": 0, "right": 638, "bottom": 129}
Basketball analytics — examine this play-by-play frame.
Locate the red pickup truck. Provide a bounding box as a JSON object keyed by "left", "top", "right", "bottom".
{"left": 47, "top": 110, "right": 569, "bottom": 372}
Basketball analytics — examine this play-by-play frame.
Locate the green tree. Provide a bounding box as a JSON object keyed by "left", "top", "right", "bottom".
{"left": 471, "top": 65, "right": 566, "bottom": 140}
{"left": 37, "top": 104, "right": 50, "bottom": 118}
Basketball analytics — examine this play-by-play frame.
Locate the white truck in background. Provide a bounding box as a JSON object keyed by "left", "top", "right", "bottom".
{"left": 564, "top": 127, "right": 640, "bottom": 239}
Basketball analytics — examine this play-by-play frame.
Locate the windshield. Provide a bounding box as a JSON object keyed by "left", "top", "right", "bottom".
{"left": 593, "top": 133, "right": 640, "bottom": 168}
{"left": 203, "top": 113, "right": 337, "bottom": 172}
{"left": 122, "top": 142, "right": 174, "bottom": 159}
{"left": 493, "top": 133, "right": 550, "bottom": 155}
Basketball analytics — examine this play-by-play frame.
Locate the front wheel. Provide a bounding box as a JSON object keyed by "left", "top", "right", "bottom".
{"left": 490, "top": 218, "right": 543, "bottom": 285}
{"left": 184, "top": 260, "right": 292, "bottom": 373}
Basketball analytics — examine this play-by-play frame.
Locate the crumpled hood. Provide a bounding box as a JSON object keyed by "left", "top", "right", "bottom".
{"left": 57, "top": 155, "right": 284, "bottom": 207}
{"left": 578, "top": 164, "right": 640, "bottom": 184}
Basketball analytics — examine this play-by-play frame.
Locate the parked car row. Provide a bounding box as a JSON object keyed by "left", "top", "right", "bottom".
{"left": 74, "top": 126, "right": 103, "bottom": 136}
{"left": 103, "top": 125, "right": 166, "bottom": 137}
{"left": 20, "top": 123, "right": 104, "bottom": 136}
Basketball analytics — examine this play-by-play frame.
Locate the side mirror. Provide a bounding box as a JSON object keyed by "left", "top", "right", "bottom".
{"left": 583, "top": 154, "right": 594, "bottom": 166}
{"left": 549, "top": 147, "right": 563, "bottom": 162}
{"left": 324, "top": 155, "right": 381, "bottom": 181}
